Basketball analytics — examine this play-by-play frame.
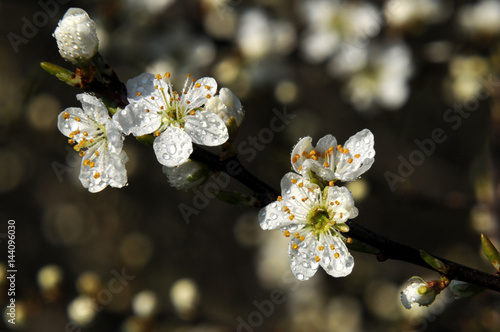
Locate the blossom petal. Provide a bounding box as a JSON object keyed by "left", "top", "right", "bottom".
{"left": 77, "top": 93, "right": 109, "bottom": 123}
{"left": 153, "top": 126, "right": 193, "bottom": 167}
{"left": 315, "top": 134, "right": 337, "bottom": 154}
{"left": 104, "top": 119, "right": 124, "bottom": 154}
{"left": 336, "top": 129, "right": 375, "bottom": 181}
{"left": 325, "top": 186, "right": 358, "bottom": 222}
{"left": 113, "top": 102, "right": 162, "bottom": 136}
{"left": 57, "top": 107, "right": 88, "bottom": 137}
{"left": 280, "top": 173, "right": 320, "bottom": 222}
{"left": 258, "top": 200, "right": 286, "bottom": 230}
{"left": 185, "top": 110, "right": 229, "bottom": 146}
{"left": 288, "top": 233, "right": 320, "bottom": 280}
{"left": 318, "top": 234, "right": 354, "bottom": 277}
{"left": 291, "top": 136, "right": 314, "bottom": 175}
{"left": 218, "top": 88, "right": 244, "bottom": 125}
{"left": 126, "top": 72, "right": 170, "bottom": 105}
{"left": 79, "top": 146, "right": 128, "bottom": 193}
{"left": 184, "top": 77, "right": 217, "bottom": 109}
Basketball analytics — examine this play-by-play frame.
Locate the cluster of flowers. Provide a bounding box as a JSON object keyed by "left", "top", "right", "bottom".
{"left": 258, "top": 129, "right": 375, "bottom": 280}
{"left": 54, "top": 9, "right": 243, "bottom": 193}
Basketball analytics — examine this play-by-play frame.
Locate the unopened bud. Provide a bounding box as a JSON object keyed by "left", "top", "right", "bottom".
{"left": 163, "top": 160, "right": 210, "bottom": 190}
{"left": 401, "top": 277, "right": 438, "bottom": 309}
{"left": 53, "top": 8, "right": 99, "bottom": 64}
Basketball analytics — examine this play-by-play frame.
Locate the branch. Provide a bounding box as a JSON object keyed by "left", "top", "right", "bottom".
{"left": 191, "top": 146, "right": 500, "bottom": 293}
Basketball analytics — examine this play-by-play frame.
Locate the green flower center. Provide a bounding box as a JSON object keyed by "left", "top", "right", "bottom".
{"left": 307, "top": 208, "right": 335, "bottom": 235}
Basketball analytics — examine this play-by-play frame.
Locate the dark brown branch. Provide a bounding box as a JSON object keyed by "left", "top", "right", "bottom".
{"left": 192, "top": 147, "right": 500, "bottom": 293}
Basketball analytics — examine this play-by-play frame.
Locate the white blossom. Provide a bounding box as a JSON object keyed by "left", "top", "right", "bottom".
{"left": 300, "top": 0, "right": 381, "bottom": 64}
{"left": 259, "top": 173, "right": 358, "bottom": 280}
{"left": 53, "top": 8, "right": 99, "bottom": 64}
{"left": 291, "top": 129, "right": 375, "bottom": 183}
{"left": 458, "top": 0, "right": 500, "bottom": 37}
{"left": 385, "top": 0, "right": 449, "bottom": 30}
{"left": 237, "top": 9, "right": 296, "bottom": 60}
{"left": 340, "top": 41, "right": 414, "bottom": 112}
{"left": 57, "top": 94, "right": 128, "bottom": 193}
{"left": 113, "top": 73, "right": 229, "bottom": 167}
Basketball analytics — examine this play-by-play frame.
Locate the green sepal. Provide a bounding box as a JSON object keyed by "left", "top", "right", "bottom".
{"left": 41, "top": 62, "right": 83, "bottom": 88}
{"left": 345, "top": 237, "right": 380, "bottom": 255}
{"left": 308, "top": 170, "right": 324, "bottom": 190}
{"left": 211, "top": 189, "right": 261, "bottom": 207}
{"left": 481, "top": 234, "right": 500, "bottom": 272}
{"left": 136, "top": 134, "right": 155, "bottom": 146}
{"left": 420, "top": 250, "right": 448, "bottom": 274}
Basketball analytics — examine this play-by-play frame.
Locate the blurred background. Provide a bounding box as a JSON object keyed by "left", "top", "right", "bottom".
{"left": 1, "top": 0, "right": 500, "bottom": 331}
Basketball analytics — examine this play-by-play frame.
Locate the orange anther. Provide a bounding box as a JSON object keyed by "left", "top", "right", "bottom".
{"left": 284, "top": 230, "right": 290, "bottom": 237}
{"left": 315, "top": 256, "right": 320, "bottom": 262}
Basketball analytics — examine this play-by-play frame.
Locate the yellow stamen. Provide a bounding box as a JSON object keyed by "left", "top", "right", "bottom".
{"left": 334, "top": 253, "right": 340, "bottom": 258}
{"left": 348, "top": 158, "right": 353, "bottom": 164}
{"left": 136, "top": 92, "right": 141, "bottom": 97}
{"left": 355, "top": 154, "right": 360, "bottom": 158}
{"left": 284, "top": 230, "right": 290, "bottom": 237}
{"left": 62, "top": 112, "right": 70, "bottom": 119}
{"left": 277, "top": 196, "right": 282, "bottom": 201}
{"left": 330, "top": 244, "right": 335, "bottom": 250}
{"left": 299, "top": 235, "right": 305, "bottom": 241}
{"left": 318, "top": 246, "right": 324, "bottom": 251}
{"left": 315, "top": 256, "right": 320, "bottom": 262}
{"left": 292, "top": 244, "right": 299, "bottom": 250}
{"left": 294, "top": 232, "right": 300, "bottom": 238}
{"left": 94, "top": 172, "right": 100, "bottom": 179}
{"left": 195, "top": 83, "right": 201, "bottom": 88}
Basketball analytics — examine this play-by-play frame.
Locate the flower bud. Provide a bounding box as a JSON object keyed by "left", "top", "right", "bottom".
{"left": 53, "top": 8, "right": 99, "bottom": 64}
{"left": 162, "top": 160, "right": 211, "bottom": 190}
{"left": 401, "top": 277, "right": 438, "bottom": 309}
{"left": 206, "top": 88, "right": 244, "bottom": 136}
